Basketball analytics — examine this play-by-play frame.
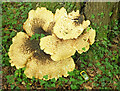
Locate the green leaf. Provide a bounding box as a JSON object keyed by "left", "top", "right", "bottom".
{"left": 107, "top": 71, "right": 113, "bottom": 77}
{"left": 40, "top": 80, "right": 46, "bottom": 85}
{"left": 70, "top": 77, "right": 77, "bottom": 82}
{"left": 86, "top": 27, "right": 91, "bottom": 32}
{"left": 40, "top": 33, "right": 45, "bottom": 38}
{"left": 44, "top": 82, "right": 49, "bottom": 89}
{"left": 64, "top": 79, "right": 68, "bottom": 83}
{"left": 15, "top": 86, "right": 20, "bottom": 89}
{"left": 43, "top": 75, "right": 48, "bottom": 80}
{"left": 17, "top": 78, "right": 22, "bottom": 82}
{"left": 101, "top": 82, "right": 106, "bottom": 87}
{"left": 104, "top": 25, "right": 108, "bottom": 29}
{"left": 50, "top": 83, "right": 56, "bottom": 87}
{"left": 32, "top": 76, "right": 35, "bottom": 81}
{"left": 81, "top": 64, "right": 85, "bottom": 67}
{"left": 20, "top": 6, "right": 24, "bottom": 10}
{"left": 82, "top": 47, "right": 86, "bottom": 51}
{"left": 114, "top": 26, "right": 118, "bottom": 30}
{"left": 68, "top": 71, "right": 75, "bottom": 76}
{"left": 26, "top": 84, "right": 31, "bottom": 89}
{"left": 77, "top": 76, "right": 83, "bottom": 80}
{"left": 95, "top": 62, "right": 101, "bottom": 66}
{"left": 35, "top": 33, "right": 40, "bottom": 38}
{"left": 0, "top": 71, "right": 3, "bottom": 74}
{"left": 99, "top": 66, "right": 105, "bottom": 71}
{"left": 91, "top": 14, "right": 95, "bottom": 19}
{"left": 107, "top": 2, "right": 110, "bottom": 5}
{"left": 96, "top": 74, "right": 102, "bottom": 77}
{"left": 30, "top": 35, "right": 35, "bottom": 40}
{"left": 100, "top": 12, "right": 104, "bottom": 18}
{"left": 115, "top": 20, "right": 118, "bottom": 25}
{"left": 70, "top": 84, "right": 78, "bottom": 89}
{"left": 51, "top": 78, "right": 56, "bottom": 83}
{"left": 93, "top": 83, "right": 97, "bottom": 86}
{"left": 11, "top": 84, "right": 15, "bottom": 89}
{"left": 99, "top": 77, "right": 106, "bottom": 82}
{"left": 109, "top": 12, "right": 113, "bottom": 17}
{"left": 88, "top": 63, "right": 93, "bottom": 67}
{"left": 105, "top": 58, "right": 108, "bottom": 61}
{"left": 22, "top": 67, "right": 26, "bottom": 71}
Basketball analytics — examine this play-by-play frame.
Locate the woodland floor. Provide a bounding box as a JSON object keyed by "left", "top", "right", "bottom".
{"left": 1, "top": 2, "right": 120, "bottom": 90}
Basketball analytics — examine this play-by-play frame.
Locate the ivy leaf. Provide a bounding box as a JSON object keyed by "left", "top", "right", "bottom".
{"left": 91, "top": 14, "right": 95, "bottom": 19}
{"left": 40, "top": 33, "right": 45, "bottom": 38}
{"left": 17, "top": 78, "right": 22, "bottom": 82}
{"left": 40, "top": 80, "right": 46, "bottom": 85}
{"left": 11, "top": 84, "right": 15, "bottom": 89}
{"left": 86, "top": 27, "right": 91, "bottom": 32}
{"left": 43, "top": 75, "right": 48, "bottom": 80}
{"left": 77, "top": 76, "right": 83, "bottom": 80}
{"left": 82, "top": 47, "right": 86, "bottom": 51}
{"left": 114, "top": 26, "right": 118, "bottom": 30}
{"left": 64, "top": 79, "right": 68, "bottom": 83}
{"left": 70, "top": 84, "right": 78, "bottom": 89}
{"left": 104, "top": 25, "right": 108, "bottom": 30}
{"left": 50, "top": 83, "right": 56, "bottom": 87}
{"left": 58, "top": 77, "right": 65, "bottom": 82}
{"left": 30, "top": 35, "right": 35, "bottom": 40}
{"left": 95, "top": 62, "right": 101, "bottom": 66}
{"left": 88, "top": 63, "right": 93, "bottom": 67}
{"left": 70, "top": 77, "right": 77, "bottom": 82}
{"left": 109, "top": 12, "right": 113, "bottom": 17}
{"left": 51, "top": 78, "right": 56, "bottom": 83}
{"left": 68, "top": 71, "right": 75, "bottom": 76}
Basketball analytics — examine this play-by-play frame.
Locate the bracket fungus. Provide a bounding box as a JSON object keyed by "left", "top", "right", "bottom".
{"left": 8, "top": 7, "right": 96, "bottom": 80}
{"left": 8, "top": 32, "right": 75, "bottom": 80}
{"left": 40, "top": 27, "right": 95, "bottom": 61}
{"left": 53, "top": 7, "right": 90, "bottom": 40}
{"left": 40, "top": 34, "right": 76, "bottom": 61}
{"left": 23, "top": 7, "right": 54, "bottom": 36}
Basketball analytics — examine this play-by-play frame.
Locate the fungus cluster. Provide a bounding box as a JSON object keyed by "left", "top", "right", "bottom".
{"left": 8, "top": 7, "right": 96, "bottom": 80}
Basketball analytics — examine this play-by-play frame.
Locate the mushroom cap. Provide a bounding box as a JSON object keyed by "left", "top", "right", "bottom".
{"left": 8, "top": 32, "right": 75, "bottom": 80}
{"left": 8, "top": 32, "right": 35, "bottom": 69}
{"left": 54, "top": 7, "right": 67, "bottom": 22}
{"left": 8, "top": 32, "right": 42, "bottom": 69}
{"left": 52, "top": 7, "right": 90, "bottom": 40}
{"left": 40, "top": 34, "right": 76, "bottom": 61}
{"left": 53, "top": 17, "right": 90, "bottom": 40}
{"left": 40, "top": 27, "right": 96, "bottom": 61}
{"left": 23, "top": 7, "right": 54, "bottom": 36}
{"left": 68, "top": 10, "right": 80, "bottom": 19}
{"left": 24, "top": 52, "right": 75, "bottom": 80}
{"left": 87, "top": 27, "right": 96, "bottom": 45}
{"left": 74, "top": 27, "right": 96, "bottom": 54}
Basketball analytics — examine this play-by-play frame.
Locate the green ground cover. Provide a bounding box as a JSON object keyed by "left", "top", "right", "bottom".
{"left": 1, "top": 2, "right": 120, "bottom": 90}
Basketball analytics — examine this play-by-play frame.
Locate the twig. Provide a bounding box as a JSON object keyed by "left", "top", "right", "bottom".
{"left": 8, "top": 29, "right": 17, "bottom": 32}
{"left": 93, "top": 64, "right": 97, "bottom": 71}
{"left": 115, "top": 75, "right": 120, "bottom": 81}
{"left": 0, "top": 44, "right": 7, "bottom": 53}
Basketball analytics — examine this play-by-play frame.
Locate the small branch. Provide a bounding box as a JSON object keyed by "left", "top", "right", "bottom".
{"left": 115, "top": 75, "right": 119, "bottom": 81}
{"left": 0, "top": 44, "right": 7, "bottom": 53}
{"left": 8, "top": 29, "right": 17, "bottom": 32}
{"left": 93, "top": 64, "right": 97, "bottom": 71}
